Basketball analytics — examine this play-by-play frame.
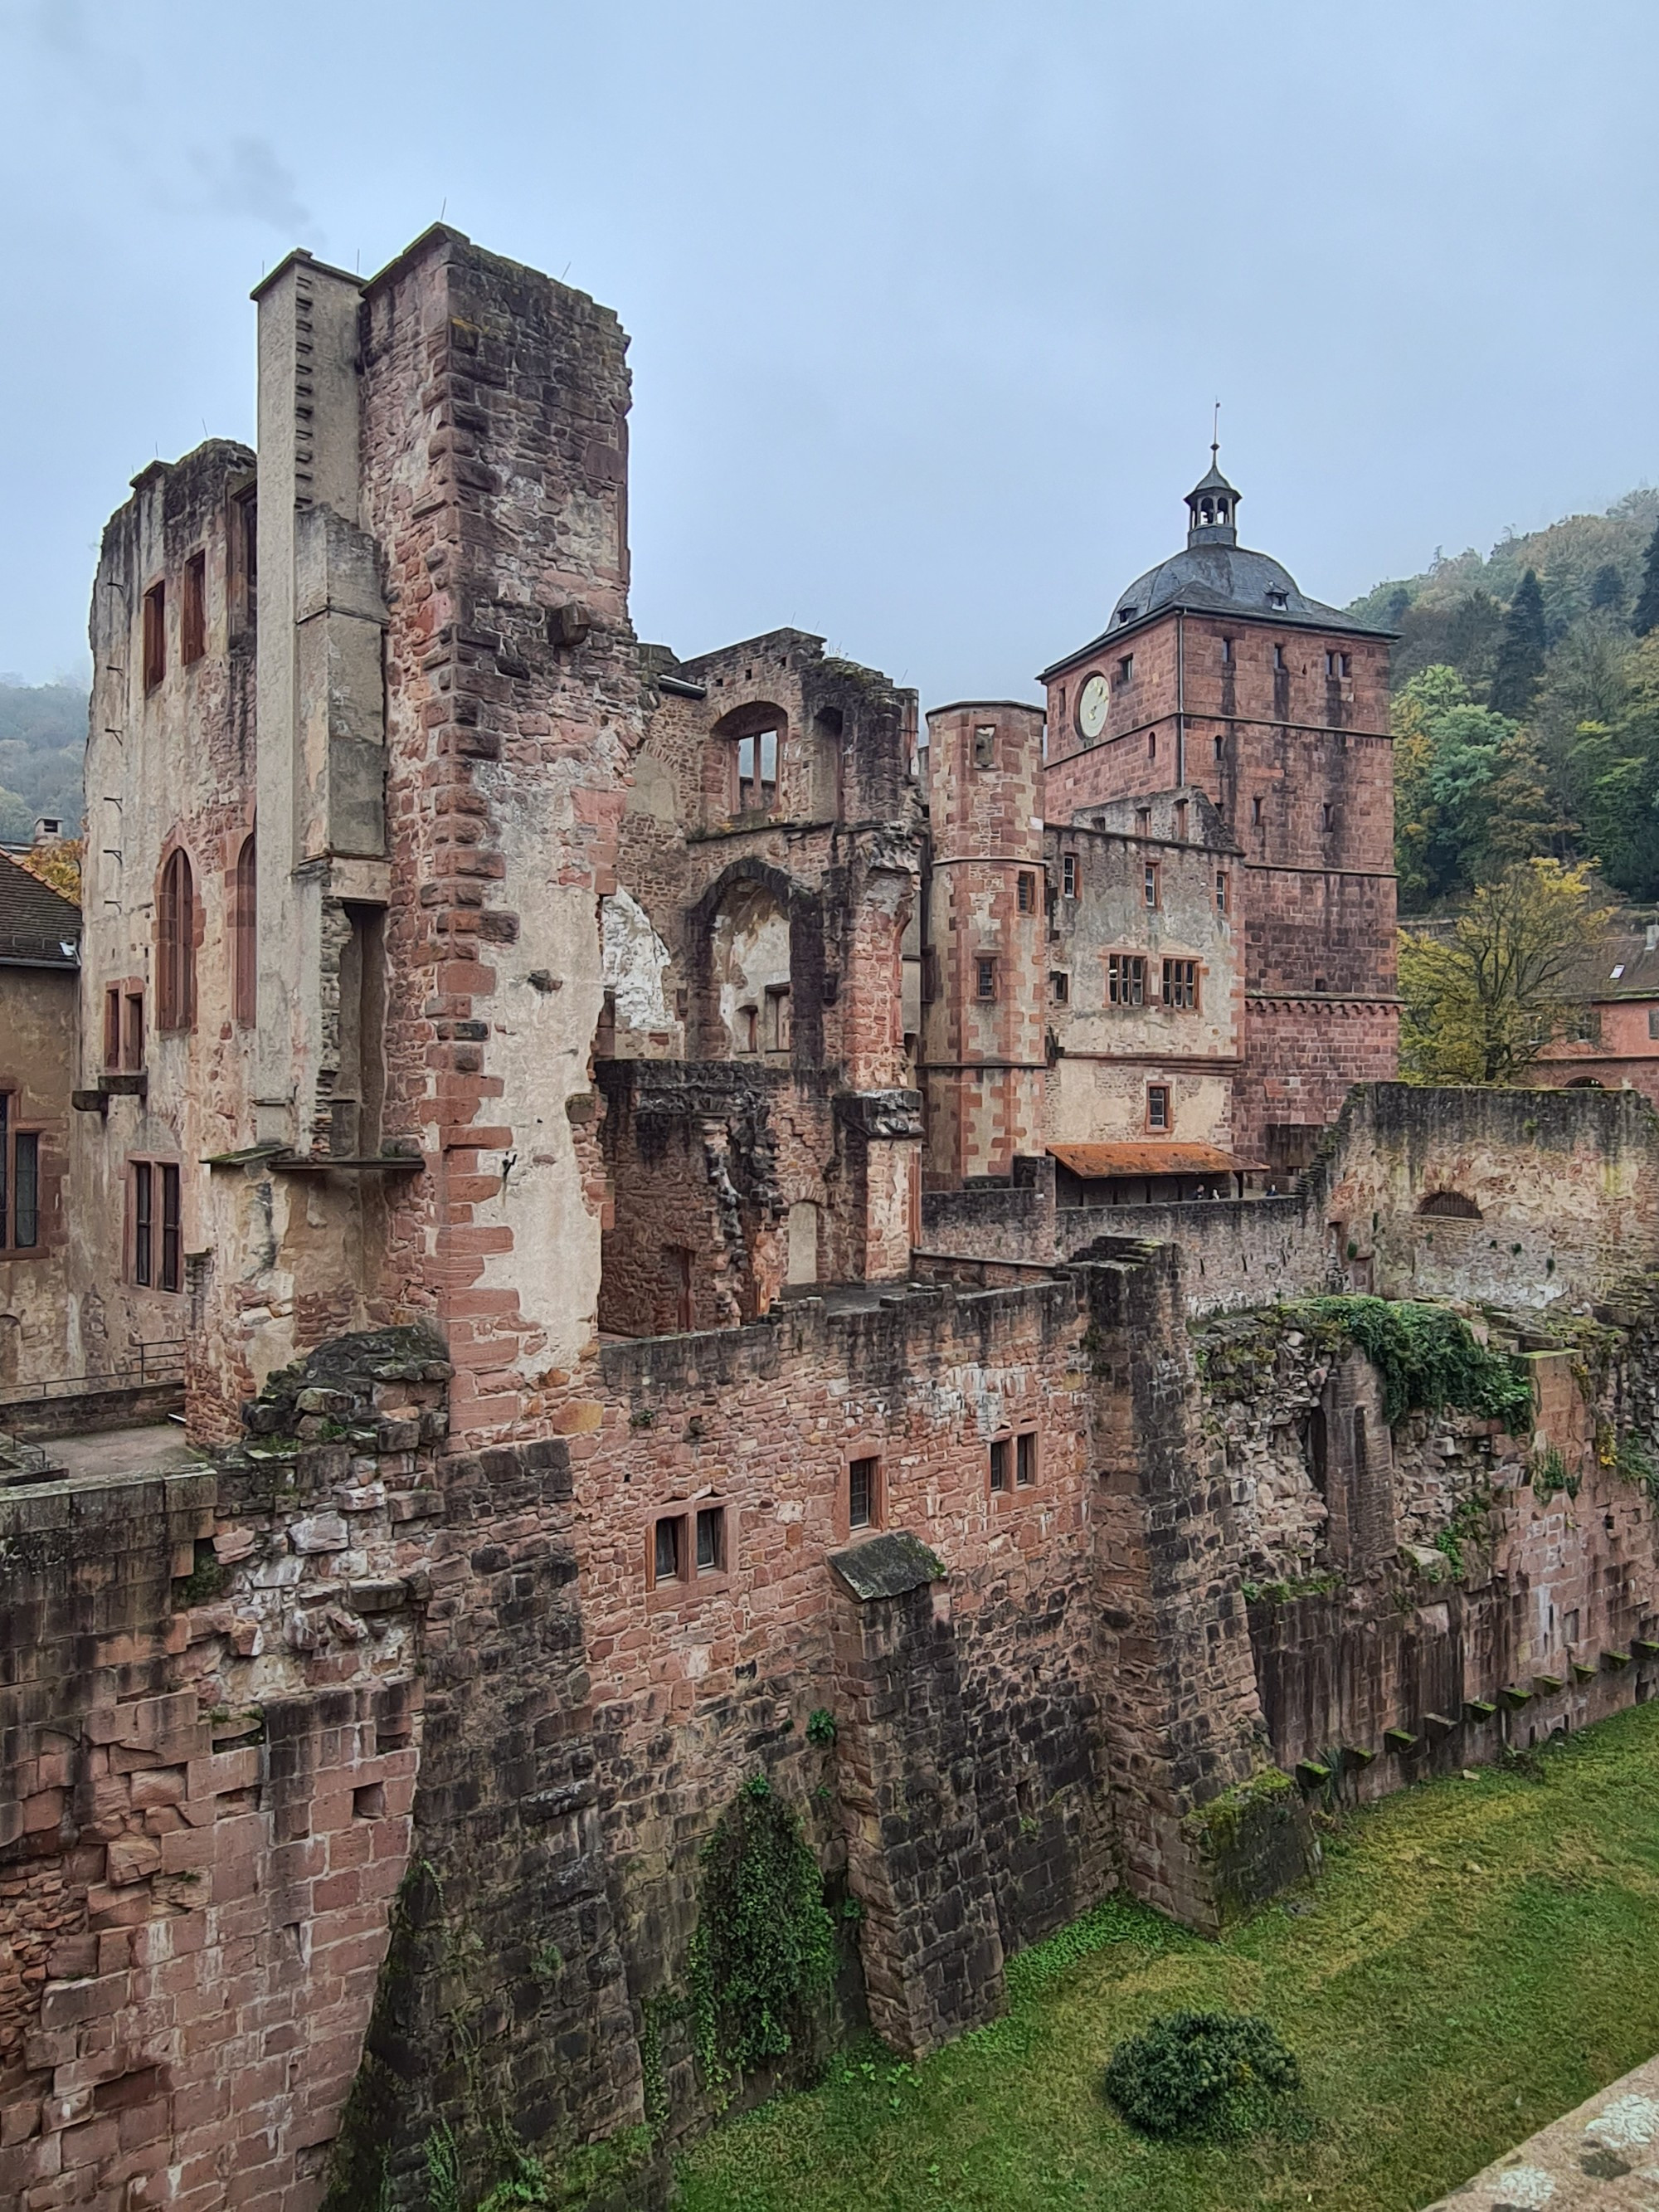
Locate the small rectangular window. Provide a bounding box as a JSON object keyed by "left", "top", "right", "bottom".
{"left": 1017, "top": 870, "right": 1035, "bottom": 914}
{"left": 1050, "top": 970, "right": 1069, "bottom": 1005}
{"left": 990, "top": 1437, "right": 1010, "bottom": 1493}
{"left": 1324, "top": 650, "right": 1336, "bottom": 676}
{"left": 1221, "top": 636, "right": 1233, "bottom": 664}
{"left": 1273, "top": 644, "right": 1286, "bottom": 673}
{"left": 123, "top": 992, "right": 144, "bottom": 1072}
{"left": 1144, "top": 861, "right": 1160, "bottom": 909}
{"left": 1339, "top": 652, "right": 1350, "bottom": 679}
{"left": 143, "top": 582, "right": 166, "bottom": 693}
{"left": 1016, "top": 1431, "right": 1036, "bottom": 1488}
{"left": 1215, "top": 870, "right": 1229, "bottom": 914}
{"left": 160, "top": 1162, "right": 182, "bottom": 1294}
{"left": 976, "top": 957, "right": 997, "bottom": 1001}
{"left": 1162, "top": 957, "right": 1199, "bottom": 1010}
{"left": 12, "top": 1133, "right": 37, "bottom": 1250}
{"left": 1321, "top": 802, "right": 1335, "bottom": 832}
{"left": 133, "top": 1161, "right": 153, "bottom": 1287}
{"left": 849, "top": 1456, "right": 879, "bottom": 1530}
{"left": 1117, "top": 654, "right": 1133, "bottom": 686}
{"left": 696, "top": 1505, "right": 726, "bottom": 1573}
{"left": 765, "top": 984, "right": 791, "bottom": 1052}
{"left": 1251, "top": 796, "right": 1263, "bottom": 827}
{"left": 1107, "top": 953, "right": 1146, "bottom": 1006}
{"left": 1135, "top": 806, "right": 1151, "bottom": 837}
{"left": 1147, "top": 1084, "right": 1170, "bottom": 1132}
{"left": 1648, "top": 1009, "right": 1659, "bottom": 1041}
{"left": 973, "top": 725, "right": 995, "bottom": 769}
{"left": 1062, "top": 853, "right": 1077, "bottom": 897}
{"left": 182, "top": 553, "right": 206, "bottom": 666}
{"left": 104, "top": 987, "right": 122, "bottom": 1071}
{"left": 1213, "top": 732, "right": 1224, "bottom": 761}
{"left": 654, "top": 1515, "right": 683, "bottom": 1585}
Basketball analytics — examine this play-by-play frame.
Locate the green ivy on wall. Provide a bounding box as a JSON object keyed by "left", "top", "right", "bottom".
{"left": 1286, "top": 1297, "right": 1535, "bottom": 1430}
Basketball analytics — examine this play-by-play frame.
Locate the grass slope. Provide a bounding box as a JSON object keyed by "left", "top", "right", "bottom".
{"left": 679, "top": 1700, "right": 1659, "bottom": 2212}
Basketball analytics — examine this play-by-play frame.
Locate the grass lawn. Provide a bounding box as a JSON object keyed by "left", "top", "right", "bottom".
{"left": 677, "top": 1698, "right": 1659, "bottom": 2212}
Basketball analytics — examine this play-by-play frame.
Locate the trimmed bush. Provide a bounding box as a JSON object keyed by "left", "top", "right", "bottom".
{"left": 1102, "top": 2010, "right": 1301, "bottom": 2141}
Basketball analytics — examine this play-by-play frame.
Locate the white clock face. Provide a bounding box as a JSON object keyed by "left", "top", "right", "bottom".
{"left": 1077, "top": 674, "right": 1110, "bottom": 740}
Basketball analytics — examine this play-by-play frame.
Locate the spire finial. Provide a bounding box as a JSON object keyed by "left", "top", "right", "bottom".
{"left": 1211, "top": 398, "right": 1220, "bottom": 464}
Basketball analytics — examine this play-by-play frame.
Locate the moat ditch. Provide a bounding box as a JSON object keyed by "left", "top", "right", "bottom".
{"left": 676, "top": 1696, "right": 1659, "bottom": 2212}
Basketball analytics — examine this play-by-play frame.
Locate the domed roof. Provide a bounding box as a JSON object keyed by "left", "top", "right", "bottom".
{"left": 1039, "top": 456, "right": 1393, "bottom": 680}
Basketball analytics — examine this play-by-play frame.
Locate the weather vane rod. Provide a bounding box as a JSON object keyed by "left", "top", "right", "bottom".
{"left": 1212, "top": 399, "right": 1220, "bottom": 461}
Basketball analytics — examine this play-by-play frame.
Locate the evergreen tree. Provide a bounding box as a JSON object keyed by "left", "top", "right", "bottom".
{"left": 1489, "top": 568, "right": 1548, "bottom": 718}
{"left": 1590, "top": 562, "right": 1627, "bottom": 615}
{"left": 1635, "top": 521, "right": 1659, "bottom": 636}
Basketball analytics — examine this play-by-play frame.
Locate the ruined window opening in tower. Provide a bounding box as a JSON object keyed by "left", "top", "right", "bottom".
{"left": 1147, "top": 730, "right": 1157, "bottom": 761}
{"left": 764, "top": 985, "right": 791, "bottom": 1052}
{"left": 334, "top": 904, "right": 387, "bottom": 1157}
{"left": 1322, "top": 803, "right": 1335, "bottom": 832}
{"left": 741, "top": 1003, "right": 759, "bottom": 1053}
{"left": 143, "top": 582, "right": 166, "bottom": 692}
{"left": 1136, "top": 806, "right": 1151, "bottom": 836}
{"left": 737, "top": 728, "right": 778, "bottom": 813}
{"left": 1050, "top": 970, "right": 1069, "bottom": 1005}
{"left": 157, "top": 850, "right": 196, "bottom": 1030}
{"left": 103, "top": 987, "right": 121, "bottom": 1070}
{"left": 1215, "top": 870, "right": 1229, "bottom": 914}
{"left": 1252, "top": 797, "right": 1263, "bottom": 827}
{"left": 124, "top": 992, "right": 144, "bottom": 1071}
{"left": 182, "top": 553, "right": 206, "bottom": 667}
{"left": 233, "top": 834, "right": 257, "bottom": 1026}
{"left": 1173, "top": 800, "right": 1189, "bottom": 841}
{"left": 653, "top": 1514, "right": 683, "bottom": 1583}
{"left": 1016, "top": 1431, "right": 1036, "bottom": 1487}
{"left": 1017, "top": 871, "right": 1035, "bottom": 914}
{"left": 1273, "top": 643, "right": 1287, "bottom": 669}
{"left": 973, "top": 725, "right": 995, "bottom": 769}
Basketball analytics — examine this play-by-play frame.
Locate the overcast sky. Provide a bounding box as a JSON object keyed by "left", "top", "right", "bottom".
{"left": 2, "top": 0, "right": 1655, "bottom": 704}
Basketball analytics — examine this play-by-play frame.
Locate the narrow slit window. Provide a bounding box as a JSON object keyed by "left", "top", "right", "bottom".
{"left": 233, "top": 835, "right": 257, "bottom": 1026}
{"left": 849, "top": 1456, "right": 878, "bottom": 1530}
{"left": 1273, "top": 643, "right": 1287, "bottom": 671}
{"left": 1050, "top": 970, "right": 1069, "bottom": 1005}
{"left": 1016, "top": 1431, "right": 1036, "bottom": 1488}
{"left": 103, "top": 986, "right": 121, "bottom": 1070}
{"left": 1215, "top": 870, "right": 1229, "bottom": 914}
{"left": 160, "top": 1162, "right": 182, "bottom": 1294}
{"left": 1062, "top": 852, "right": 1077, "bottom": 897}
{"left": 143, "top": 582, "right": 166, "bottom": 692}
{"left": 1144, "top": 861, "right": 1160, "bottom": 909}
{"left": 1017, "top": 870, "right": 1035, "bottom": 914}
{"left": 1147, "top": 730, "right": 1157, "bottom": 761}
{"left": 12, "top": 1129, "right": 37, "bottom": 1250}
{"left": 182, "top": 553, "right": 206, "bottom": 666}
{"left": 1221, "top": 636, "right": 1233, "bottom": 664}
{"left": 1214, "top": 732, "right": 1224, "bottom": 761}
{"left": 1173, "top": 800, "right": 1189, "bottom": 841}
{"left": 1147, "top": 1084, "right": 1170, "bottom": 1132}
{"left": 133, "top": 1161, "right": 153, "bottom": 1286}
{"left": 123, "top": 992, "right": 144, "bottom": 1071}
{"left": 975, "top": 957, "right": 997, "bottom": 1001}
{"left": 1251, "top": 796, "right": 1263, "bottom": 827}
{"left": 990, "top": 1437, "right": 1010, "bottom": 1493}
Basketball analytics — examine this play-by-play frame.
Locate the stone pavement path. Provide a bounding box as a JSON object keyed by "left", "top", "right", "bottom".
{"left": 1425, "top": 2056, "right": 1659, "bottom": 2210}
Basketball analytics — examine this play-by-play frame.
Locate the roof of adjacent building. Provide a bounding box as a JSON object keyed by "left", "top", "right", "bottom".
{"left": 0, "top": 852, "right": 80, "bottom": 968}
{"left": 1048, "top": 1142, "right": 1265, "bottom": 1177}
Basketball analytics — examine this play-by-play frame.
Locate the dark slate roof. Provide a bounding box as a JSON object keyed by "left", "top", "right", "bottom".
{"left": 0, "top": 853, "right": 80, "bottom": 967}
{"left": 828, "top": 1530, "right": 945, "bottom": 1601}
{"left": 1041, "top": 541, "right": 1394, "bottom": 679}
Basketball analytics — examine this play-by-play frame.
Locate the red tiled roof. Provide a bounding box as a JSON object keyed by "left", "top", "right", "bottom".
{"left": 1047, "top": 1142, "right": 1264, "bottom": 1177}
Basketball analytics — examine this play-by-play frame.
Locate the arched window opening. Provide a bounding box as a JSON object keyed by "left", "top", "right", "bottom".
{"left": 709, "top": 877, "right": 791, "bottom": 1060}
{"left": 1418, "top": 1190, "right": 1481, "bottom": 1219}
{"left": 232, "top": 833, "right": 256, "bottom": 1027}
{"left": 157, "top": 849, "right": 197, "bottom": 1031}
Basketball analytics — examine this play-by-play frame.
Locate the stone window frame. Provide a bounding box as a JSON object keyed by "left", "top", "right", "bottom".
{"left": 989, "top": 1426, "right": 1040, "bottom": 1503}
{"left": 1016, "top": 870, "right": 1036, "bottom": 915}
{"left": 125, "top": 1152, "right": 184, "bottom": 1295}
{"left": 1214, "top": 869, "right": 1229, "bottom": 916}
{"left": 841, "top": 1453, "right": 885, "bottom": 1541}
{"left": 1061, "top": 851, "right": 1077, "bottom": 899}
{"left": 1143, "top": 860, "right": 1160, "bottom": 910}
{"left": 1161, "top": 957, "right": 1201, "bottom": 1011}
{"left": 231, "top": 831, "right": 257, "bottom": 1028}
{"left": 975, "top": 956, "right": 998, "bottom": 1002}
{"left": 713, "top": 701, "right": 789, "bottom": 824}
{"left": 142, "top": 578, "right": 166, "bottom": 694}
{"left": 156, "top": 843, "right": 199, "bottom": 1033}
{"left": 0, "top": 1084, "right": 44, "bottom": 1257}
{"left": 1106, "top": 952, "right": 1146, "bottom": 1008}
{"left": 645, "top": 1494, "right": 736, "bottom": 1605}
{"left": 1146, "top": 1083, "right": 1172, "bottom": 1133}
{"left": 181, "top": 550, "right": 207, "bottom": 668}
{"left": 104, "top": 977, "right": 147, "bottom": 1071}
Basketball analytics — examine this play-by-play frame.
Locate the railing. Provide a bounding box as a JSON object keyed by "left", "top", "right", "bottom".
{"left": 0, "top": 1339, "right": 187, "bottom": 1410}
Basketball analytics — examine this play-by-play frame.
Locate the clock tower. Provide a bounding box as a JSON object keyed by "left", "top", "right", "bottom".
{"left": 1039, "top": 457, "right": 1400, "bottom": 1177}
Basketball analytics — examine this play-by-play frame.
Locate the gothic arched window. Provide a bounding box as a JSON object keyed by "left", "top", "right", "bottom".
{"left": 158, "top": 848, "right": 197, "bottom": 1031}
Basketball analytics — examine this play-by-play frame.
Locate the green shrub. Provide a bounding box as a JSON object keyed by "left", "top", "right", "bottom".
{"left": 1287, "top": 1296, "right": 1534, "bottom": 1430}
{"left": 1102, "top": 2010, "right": 1302, "bottom": 2141}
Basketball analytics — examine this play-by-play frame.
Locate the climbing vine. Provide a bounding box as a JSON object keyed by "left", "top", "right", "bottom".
{"left": 1433, "top": 1482, "right": 1500, "bottom": 1576}
{"left": 1285, "top": 1297, "right": 1535, "bottom": 1430}
{"left": 687, "top": 1774, "right": 836, "bottom": 2096}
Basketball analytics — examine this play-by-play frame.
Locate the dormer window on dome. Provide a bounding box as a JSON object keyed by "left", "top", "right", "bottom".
{"left": 1185, "top": 446, "right": 1241, "bottom": 549}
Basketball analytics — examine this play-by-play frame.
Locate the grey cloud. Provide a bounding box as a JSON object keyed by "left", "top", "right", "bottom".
{"left": 191, "top": 135, "right": 313, "bottom": 235}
